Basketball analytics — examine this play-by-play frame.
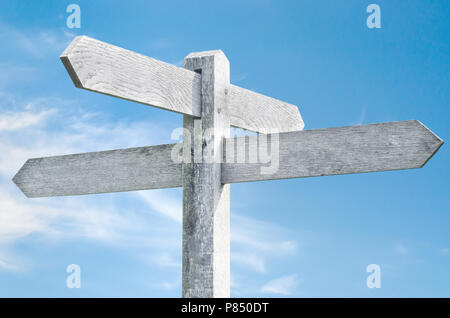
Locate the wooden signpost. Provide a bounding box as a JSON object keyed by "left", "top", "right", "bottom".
{"left": 13, "top": 36, "right": 443, "bottom": 298}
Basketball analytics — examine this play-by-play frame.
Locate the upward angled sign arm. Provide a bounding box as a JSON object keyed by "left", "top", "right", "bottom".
{"left": 60, "top": 36, "right": 202, "bottom": 117}
{"left": 228, "top": 84, "right": 303, "bottom": 134}
{"left": 60, "top": 36, "right": 303, "bottom": 133}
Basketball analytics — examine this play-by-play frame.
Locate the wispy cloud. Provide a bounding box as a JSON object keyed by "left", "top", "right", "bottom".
{"left": 439, "top": 248, "right": 450, "bottom": 255}
{"left": 0, "top": 63, "right": 37, "bottom": 88}
{"left": 135, "top": 190, "right": 182, "bottom": 223}
{"left": 230, "top": 213, "right": 299, "bottom": 292}
{"left": 146, "top": 252, "right": 181, "bottom": 269}
{"left": 150, "top": 280, "right": 179, "bottom": 291}
{"left": 395, "top": 243, "right": 409, "bottom": 255}
{"left": 0, "top": 258, "right": 19, "bottom": 271}
{"left": 0, "top": 108, "right": 55, "bottom": 131}
{"left": 0, "top": 248, "right": 26, "bottom": 271}
{"left": 0, "top": 188, "right": 135, "bottom": 245}
{"left": 158, "top": 281, "right": 178, "bottom": 290}
{"left": 260, "top": 274, "right": 300, "bottom": 296}
{"left": 232, "top": 252, "right": 266, "bottom": 274}
{"left": 0, "top": 92, "right": 177, "bottom": 271}
{"left": 149, "top": 38, "right": 173, "bottom": 51}
{"left": 231, "top": 214, "right": 298, "bottom": 254}
{"left": 132, "top": 193, "right": 299, "bottom": 278}
{"left": 353, "top": 106, "right": 367, "bottom": 126}
{"left": 0, "top": 20, "right": 76, "bottom": 58}
{"left": 232, "top": 72, "right": 248, "bottom": 84}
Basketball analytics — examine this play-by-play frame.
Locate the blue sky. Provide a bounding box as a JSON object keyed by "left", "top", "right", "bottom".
{"left": 0, "top": 0, "right": 449, "bottom": 297}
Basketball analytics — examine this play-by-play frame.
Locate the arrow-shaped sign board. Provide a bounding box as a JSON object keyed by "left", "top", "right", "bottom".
{"left": 13, "top": 120, "right": 443, "bottom": 198}
{"left": 13, "top": 144, "right": 181, "bottom": 198}
{"left": 222, "top": 120, "right": 443, "bottom": 183}
{"left": 61, "top": 36, "right": 304, "bottom": 134}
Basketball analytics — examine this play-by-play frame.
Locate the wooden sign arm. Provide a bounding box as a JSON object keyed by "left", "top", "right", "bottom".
{"left": 60, "top": 36, "right": 303, "bottom": 134}
{"left": 222, "top": 120, "right": 444, "bottom": 184}
{"left": 13, "top": 144, "right": 181, "bottom": 198}
{"left": 13, "top": 121, "right": 443, "bottom": 198}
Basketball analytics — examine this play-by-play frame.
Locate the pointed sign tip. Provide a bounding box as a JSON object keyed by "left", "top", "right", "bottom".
{"left": 420, "top": 138, "right": 444, "bottom": 168}
{"left": 413, "top": 120, "right": 443, "bottom": 139}
{"left": 60, "top": 36, "right": 89, "bottom": 88}
{"left": 414, "top": 119, "right": 444, "bottom": 145}
{"left": 12, "top": 163, "right": 32, "bottom": 198}
{"left": 413, "top": 120, "right": 444, "bottom": 168}
{"left": 60, "top": 55, "right": 83, "bottom": 89}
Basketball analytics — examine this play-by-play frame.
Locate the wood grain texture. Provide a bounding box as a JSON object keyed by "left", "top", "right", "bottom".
{"left": 61, "top": 36, "right": 303, "bottom": 133}
{"left": 222, "top": 120, "right": 444, "bottom": 183}
{"left": 182, "top": 51, "right": 230, "bottom": 298}
{"left": 13, "top": 120, "right": 443, "bottom": 198}
{"left": 13, "top": 144, "right": 181, "bottom": 198}
{"left": 228, "top": 84, "right": 304, "bottom": 133}
{"left": 61, "top": 35, "right": 202, "bottom": 116}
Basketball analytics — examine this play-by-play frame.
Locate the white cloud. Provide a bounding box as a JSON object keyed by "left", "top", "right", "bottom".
{"left": 132, "top": 193, "right": 299, "bottom": 277}
{"left": 440, "top": 248, "right": 450, "bottom": 255}
{"left": 0, "top": 258, "right": 19, "bottom": 271}
{"left": 230, "top": 213, "right": 299, "bottom": 281}
{"left": 0, "top": 93, "right": 171, "bottom": 178}
{"left": 0, "top": 108, "right": 54, "bottom": 131}
{"left": 0, "top": 248, "right": 26, "bottom": 271}
{"left": 395, "top": 243, "right": 408, "bottom": 255}
{"left": 0, "top": 22, "right": 39, "bottom": 57}
{"left": 159, "top": 281, "right": 178, "bottom": 290}
{"left": 0, "top": 182, "right": 145, "bottom": 271}
{"left": 260, "top": 274, "right": 300, "bottom": 296}
{"left": 0, "top": 191, "right": 51, "bottom": 244}
{"left": 0, "top": 64, "right": 37, "bottom": 88}
{"left": 147, "top": 252, "right": 181, "bottom": 269}
{"left": 150, "top": 38, "right": 173, "bottom": 51}
{"left": 231, "top": 214, "right": 298, "bottom": 254}
{"left": 354, "top": 106, "right": 367, "bottom": 125}
{"left": 0, "top": 20, "right": 76, "bottom": 58}
{"left": 232, "top": 252, "right": 266, "bottom": 274}
{"left": 135, "top": 190, "right": 182, "bottom": 223}
{"left": 232, "top": 72, "right": 248, "bottom": 83}
{"left": 0, "top": 92, "right": 178, "bottom": 270}
{"left": 150, "top": 280, "right": 179, "bottom": 291}
{"left": 0, "top": 191, "right": 138, "bottom": 245}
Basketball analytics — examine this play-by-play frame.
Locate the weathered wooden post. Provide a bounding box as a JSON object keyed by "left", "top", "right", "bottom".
{"left": 182, "top": 51, "right": 231, "bottom": 297}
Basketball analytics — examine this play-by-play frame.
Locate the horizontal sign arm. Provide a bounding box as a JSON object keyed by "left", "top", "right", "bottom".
{"left": 60, "top": 36, "right": 303, "bottom": 133}
{"left": 222, "top": 120, "right": 443, "bottom": 183}
{"left": 13, "top": 144, "right": 181, "bottom": 198}
{"left": 13, "top": 121, "right": 443, "bottom": 198}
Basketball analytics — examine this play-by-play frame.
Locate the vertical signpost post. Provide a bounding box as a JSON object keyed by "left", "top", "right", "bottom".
{"left": 182, "top": 51, "right": 231, "bottom": 297}
{"left": 12, "top": 36, "right": 444, "bottom": 298}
